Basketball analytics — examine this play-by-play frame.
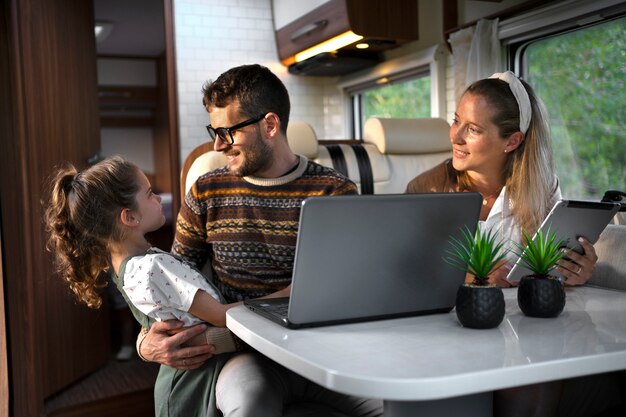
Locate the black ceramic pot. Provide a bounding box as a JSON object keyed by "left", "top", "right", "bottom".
{"left": 455, "top": 284, "right": 505, "bottom": 329}
{"left": 517, "top": 275, "right": 565, "bottom": 318}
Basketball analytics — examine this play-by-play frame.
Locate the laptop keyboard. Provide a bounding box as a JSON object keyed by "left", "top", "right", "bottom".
{"left": 269, "top": 302, "right": 289, "bottom": 316}
{"left": 249, "top": 299, "right": 289, "bottom": 316}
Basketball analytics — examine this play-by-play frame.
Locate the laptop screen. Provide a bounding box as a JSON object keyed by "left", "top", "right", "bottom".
{"left": 281, "top": 192, "right": 482, "bottom": 327}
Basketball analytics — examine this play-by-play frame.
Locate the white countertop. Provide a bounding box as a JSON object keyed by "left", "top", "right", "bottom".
{"left": 226, "top": 286, "right": 626, "bottom": 401}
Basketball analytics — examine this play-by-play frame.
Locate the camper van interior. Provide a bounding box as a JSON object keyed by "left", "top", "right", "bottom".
{"left": 1, "top": 0, "right": 624, "bottom": 416}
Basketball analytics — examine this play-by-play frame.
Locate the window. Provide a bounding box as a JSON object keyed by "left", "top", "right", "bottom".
{"left": 516, "top": 16, "right": 625, "bottom": 200}
{"left": 354, "top": 74, "right": 431, "bottom": 134}
{"left": 340, "top": 45, "right": 446, "bottom": 138}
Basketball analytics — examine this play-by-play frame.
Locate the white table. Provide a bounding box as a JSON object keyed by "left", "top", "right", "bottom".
{"left": 226, "top": 287, "right": 626, "bottom": 417}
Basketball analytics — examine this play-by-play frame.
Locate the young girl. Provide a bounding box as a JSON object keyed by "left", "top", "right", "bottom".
{"left": 44, "top": 155, "right": 240, "bottom": 353}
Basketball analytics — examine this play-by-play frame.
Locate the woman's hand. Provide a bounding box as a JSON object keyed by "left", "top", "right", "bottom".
{"left": 140, "top": 320, "right": 215, "bottom": 370}
{"left": 488, "top": 262, "right": 516, "bottom": 288}
{"left": 557, "top": 237, "right": 598, "bottom": 286}
{"left": 463, "top": 262, "right": 516, "bottom": 288}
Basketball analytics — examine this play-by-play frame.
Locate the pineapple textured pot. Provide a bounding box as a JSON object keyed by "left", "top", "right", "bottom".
{"left": 444, "top": 226, "right": 509, "bottom": 330}
{"left": 517, "top": 275, "right": 565, "bottom": 318}
{"left": 512, "top": 227, "right": 569, "bottom": 319}
{"left": 456, "top": 284, "right": 505, "bottom": 329}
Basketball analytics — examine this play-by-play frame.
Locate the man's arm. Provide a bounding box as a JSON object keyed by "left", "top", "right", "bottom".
{"left": 139, "top": 283, "right": 292, "bottom": 369}
{"left": 138, "top": 320, "right": 215, "bottom": 369}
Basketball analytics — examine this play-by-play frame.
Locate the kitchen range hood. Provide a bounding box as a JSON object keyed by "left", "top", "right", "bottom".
{"left": 275, "top": 0, "right": 418, "bottom": 76}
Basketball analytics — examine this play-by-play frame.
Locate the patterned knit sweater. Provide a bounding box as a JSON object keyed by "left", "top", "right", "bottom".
{"left": 172, "top": 155, "right": 357, "bottom": 303}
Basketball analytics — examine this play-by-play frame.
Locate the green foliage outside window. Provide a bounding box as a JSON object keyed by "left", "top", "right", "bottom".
{"left": 525, "top": 17, "right": 625, "bottom": 199}
{"left": 361, "top": 76, "right": 431, "bottom": 128}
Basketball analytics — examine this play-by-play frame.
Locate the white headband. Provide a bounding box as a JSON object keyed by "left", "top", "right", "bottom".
{"left": 489, "top": 71, "right": 532, "bottom": 134}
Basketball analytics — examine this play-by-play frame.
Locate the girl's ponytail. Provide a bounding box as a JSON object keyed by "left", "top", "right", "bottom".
{"left": 43, "top": 156, "right": 139, "bottom": 308}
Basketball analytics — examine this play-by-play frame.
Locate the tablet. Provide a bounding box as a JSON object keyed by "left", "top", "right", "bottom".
{"left": 506, "top": 199, "right": 620, "bottom": 282}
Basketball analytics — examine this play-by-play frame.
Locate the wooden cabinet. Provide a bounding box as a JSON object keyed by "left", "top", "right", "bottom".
{"left": 98, "top": 85, "right": 158, "bottom": 127}
{"left": 275, "top": 0, "right": 418, "bottom": 74}
{"left": 97, "top": 55, "right": 179, "bottom": 221}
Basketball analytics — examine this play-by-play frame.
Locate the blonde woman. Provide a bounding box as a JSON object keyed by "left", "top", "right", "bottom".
{"left": 406, "top": 71, "right": 598, "bottom": 287}
{"left": 407, "top": 72, "right": 622, "bottom": 417}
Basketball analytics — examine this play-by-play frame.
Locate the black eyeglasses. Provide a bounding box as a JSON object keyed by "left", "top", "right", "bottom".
{"left": 206, "top": 113, "right": 266, "bottom": 145}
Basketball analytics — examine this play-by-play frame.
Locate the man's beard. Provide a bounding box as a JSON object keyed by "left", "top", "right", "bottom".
{"left": 229, "top": 130, "right": 273, "bottom": 177}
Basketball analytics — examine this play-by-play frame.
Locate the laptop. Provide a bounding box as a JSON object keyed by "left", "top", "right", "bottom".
{"left": 506, "top": 199, "right": 620, "bottom": 282}
{"left": 244, "top": 192, "right": 482, "bottom": 328}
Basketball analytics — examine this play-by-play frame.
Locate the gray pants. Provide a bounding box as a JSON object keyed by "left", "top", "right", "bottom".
{"left": 215, "top": 352, "right": 384, "bottom": 417}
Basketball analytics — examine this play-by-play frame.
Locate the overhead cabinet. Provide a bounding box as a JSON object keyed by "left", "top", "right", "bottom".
{"left": 275, "top": 0, "right": 418, "bottom": 76}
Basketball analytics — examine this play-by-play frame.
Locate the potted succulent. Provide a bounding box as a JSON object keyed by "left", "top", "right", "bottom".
{"left": 445, "top": 226, "right": 508, "bottom": 329}
{"left": 512, "top": 227, "right": 568, "bottom": 318}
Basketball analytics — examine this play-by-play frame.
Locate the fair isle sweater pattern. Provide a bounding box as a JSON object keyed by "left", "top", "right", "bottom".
{"left": 172, "top": 158, "right": 357, "bottom": 303}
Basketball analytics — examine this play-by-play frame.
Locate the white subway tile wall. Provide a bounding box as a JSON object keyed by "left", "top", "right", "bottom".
{"left": 174, "top": 0, "right": 344, "bottom": 164}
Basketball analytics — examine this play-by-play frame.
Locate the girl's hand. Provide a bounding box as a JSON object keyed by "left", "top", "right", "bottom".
{"left": 259, "top": 284, "right": 292, "bottom": 299}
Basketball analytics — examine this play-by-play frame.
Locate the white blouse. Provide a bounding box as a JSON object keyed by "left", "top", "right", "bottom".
{"left": 123, "top": 248, "right": 222, "bottom": 326}
{"left": 479, "top": 185, "right": 562, "bottom": 264}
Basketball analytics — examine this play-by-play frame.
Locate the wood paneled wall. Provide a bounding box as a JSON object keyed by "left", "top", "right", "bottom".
{"left": 0, "top": 225, "right": 7, "bottom": 417}
{"left": 1, "top": 3, "right": 13, "bottom": 416}
{"left": 161, "top": 0, "right": 182, "bottom": 219}
{"left": 1, "top": 0, "right": 109, "bottom": 415}
{"left": 154, "top": 54, "right": 180, "bottom": 219}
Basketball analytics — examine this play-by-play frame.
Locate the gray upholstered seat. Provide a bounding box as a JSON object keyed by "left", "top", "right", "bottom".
{"left": 587, "top": 224, "right": 626, "bottom": 291}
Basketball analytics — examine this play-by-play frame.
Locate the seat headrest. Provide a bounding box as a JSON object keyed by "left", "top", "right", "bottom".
{"left": 363, "top": 117, "right": 451, "bottom": 154}
{"left": 185, "top": 151, "right": 227, "bottom": 195}
{"left": 287, "top": 121, "right": 318, "bottom": 159}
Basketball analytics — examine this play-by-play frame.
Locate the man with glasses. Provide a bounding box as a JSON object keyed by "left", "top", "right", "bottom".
{"left": 137, "top": 64, "right": 383, "bottom": 417}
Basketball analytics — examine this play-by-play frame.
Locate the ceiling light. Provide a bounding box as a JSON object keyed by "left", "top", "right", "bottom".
{"left": 95, "top": 21, "right": 113, "bottom": 42}
{"left": 294, "top": 31, "right": 364, "bottom": 63}
{"left": 355, "top": 43, "right": 369, "bottom": 49}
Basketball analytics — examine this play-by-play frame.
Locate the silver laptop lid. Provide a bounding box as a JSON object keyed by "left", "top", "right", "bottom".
{"left": 288, "top": 192, "right": 482, "bottom": 326}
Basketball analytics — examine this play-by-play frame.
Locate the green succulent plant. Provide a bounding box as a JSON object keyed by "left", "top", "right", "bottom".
{"left": 444, "top": 226, "right": 508, "bottom": 286}
{"left": 512, "top": 226, "right": 567, "bottom": 277}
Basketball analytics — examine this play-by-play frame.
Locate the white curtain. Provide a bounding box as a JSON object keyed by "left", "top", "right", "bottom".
{"left": 449, "top": 18, "right": 502, "bottom": 103}
{"left": 448, "top": 26, "right": 474, "bottom": 105}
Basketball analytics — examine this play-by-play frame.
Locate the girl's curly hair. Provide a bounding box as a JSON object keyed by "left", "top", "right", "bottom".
{"left": 43, "top": 156, "right": 140, "bottom": 308}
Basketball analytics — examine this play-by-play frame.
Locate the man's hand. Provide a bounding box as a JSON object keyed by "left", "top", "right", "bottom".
{"left": 140, "top": 320, "right": 215, "bottom": 370}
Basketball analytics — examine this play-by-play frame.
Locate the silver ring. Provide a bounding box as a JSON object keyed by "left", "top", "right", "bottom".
{"left": 576, "top": 265, "right": 582, "bottom": 275}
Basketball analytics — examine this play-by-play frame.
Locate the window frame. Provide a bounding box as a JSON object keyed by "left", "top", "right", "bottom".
{"left": 500, "top": 0, "right": 626, "bottom": 200}
{"left": 499, "top": 0, "right": 626, "bottom": 70}
{"left": 338, "top": 45, "right": 447, "bottom": 139}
